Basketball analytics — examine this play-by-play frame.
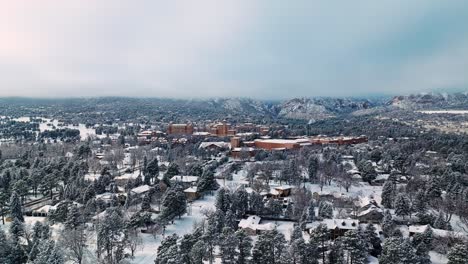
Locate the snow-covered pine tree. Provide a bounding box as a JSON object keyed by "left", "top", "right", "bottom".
{"left": 310, "top": 223, "right": 329, "bottom": 263}
{"left": 220, "top": 227, "right": 238, "bottom": 264}
{"left": 197, "top": 169, "right": 218, "bottom": 194}
{"left": 141, "top": 193, "right": 152, "bottom": 211}
{"left": 9, "top": 217, "right": 24, "bottom": 241}
{"left": 394, "top": 194, "right": 411, "bottom": 218}
{"left": 415, "top": 242, "right": 431, "bottom": 264}
{"left": 306, "top": 201, "right": 315, "bottom": 222}
{"left": 328, "top": 240, "right": 346, "bottom": 264}
{"left": 318, "top": 201, "right": 333, "bottom": 218}
{"left": 224, "top": 209, "right": 237, "bottom": 230}
{"left": 0, "top": 227, "right": 13, "bottom": 263}
{"left": 342, "top": 229, "right": 367, "bottom": 264}
{"left": 9, "top": 239, "right": 27, "bottom": 264}
{"left": 64, "top": 205, "right": 83, "bottom": 230}
{"left": 189, "top": 240, "right": 206, "bottom": 264}
{"left": 147, "top": 157, "right": 160, "bottom": 184}
{"left": 9, "top": 191, "right": 24, "bottom": 222}
{"left": 155, "top": 234, "right": 179, "bottom": 264}
{"left": 308, "top": 156, "right": 319, "bottom": 183}
{"left": 290, "top": 236, "right": 318, "bottom": 264}
{"left": 232, "top": 187, "right": 248, "bottom": 218}
{"left": 251, "top": 230, "right": 277, "bottom": 264}
{"left": 381, "top": 179, "right": 396, "bottom": 209}
{"left": 235, "top": 229, "right": 252, "bottom": 264}
{"left": 379, "top": 237, "right": 418, "bottom": 264}
{"left": 413, "top": 190, "right": 427, "bottom": 213}
{"left": 382, "top": 210, "right": 395, "bottom": 237}
{"left": 447, "top": 243, "right": 468, "bottom": 264}
{"left": 363, "top": 224, "right": 382, "bottom": 257}
{"left": 291, "top": 225, "right": 303, "bottom": 242}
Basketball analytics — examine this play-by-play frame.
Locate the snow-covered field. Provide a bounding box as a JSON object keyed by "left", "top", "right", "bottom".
{"left": 418, "top": 110, "right": 468, "bottom": 114}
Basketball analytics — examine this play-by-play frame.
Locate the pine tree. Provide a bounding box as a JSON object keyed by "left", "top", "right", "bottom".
{"left": 308, "top": 156, "right": 319, "bottom": 183}
{"left": 381, "top": 179, "right": 395, "bottom": 209}
{"left": 189, "top": 240, "right": 206, "bottom": 264}
{"left": 415, "top": 242, "right": 431, "bottom": 264}
{"left": 328, "top": 240, "right": 346, "bottom": 264}
{"left": 379, "top": 237, "right": 419, "bottom": 264}
{"left": 235, "top": 229, "right": 252, "bottom": 264}
{"left": 433, "top": 212, "right": 449, "bottom": 230}
{"left": 447, "top": 243, "right": 468, "bottom": 264}
{"left": 290, "top": 238, "right": 308, "bottom": 264}
{"left": 165, "top": 163, "right": 180, "bottom": 179}
{"left": 197, "top": 169, "right": 218, "bottom": 194}
{"left": 413, "top": 190, "right": 427, "bottom": 213}
{"left": 46, "top": 244, "right": 64, "bottom": 264}
{"left": 220, "top": 228, "right": 238, "bottom": 264}
{"left": 306, "top": 201, "right": 315, "bottom": 222}
{"left": 382, "top": 210, "right": 395, "bottom": 237}
{"left": 291, "top": 226, "right": 303, "bottom": 242}
{"left": 155, "top": 234, "right": 179, "bottom": 264}
{"left": 249, "top": 192, "right": 264, "bottom": 214}
{"left": 251, "top": 230, "right": 279, "bottom": 264}
{"left": 147, "top": 158, "right": 160, "bottom": 184}
{"left": 10, "top": 239, "right": 27, "bottom": 264}
{"left": 160, "top": 187, "right": 187, "bottom": 221}
{"left": 394, "top": 194, "right": 411, "bottom": 218}
{"left": 233, "top": 187, "right": 248, "bottom": 218}
{"left": 0, "top": 227, "right": 13, "bottom": 264}
{"left": 318, "top": 201, "right": 333, "bottom": 218}
{"left": 342, "top": 229, "right": 367, "bottom": 264}
{"left": 215, "top": 188, "right": 230, "bottom": 213}
{"left": 65, "top": 205, "right": 83, "bottom": 230}
{"left": 142, "top": 156, "right": 148, "bottom": 177}
{"left": 364, "top": 224, "right": 382, "bottom": 257}
{"left": 141, "top": 193, "right": 152, "bottom": 211}
{"left": 9, "top": 217, "right": 24, "bottom": 241}
{"left": 426, "top": 176, "right": 442, "bottom": 199}
{"left": 224, "top": 209, "right": 237, "bottom": 230}
{"left": 361, "top": 161, "right": 377, "bottom": 184}
{"left": 32, "top": 240, "right": 55, "bottom": 264}
{"left": 9, "top": 191, "right": 24, "bottom": 222}
{"left": 309, "top": 224, "right": 329, "bottom": 263}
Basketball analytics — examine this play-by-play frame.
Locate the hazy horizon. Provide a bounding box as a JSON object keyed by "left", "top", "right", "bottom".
{"left": 1, "top": 1, "right": 468, "bottom": 99}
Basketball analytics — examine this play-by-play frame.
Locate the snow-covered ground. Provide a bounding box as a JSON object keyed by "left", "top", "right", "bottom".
{"left": 130, "top": 193, "right": 216, "bottom": 264}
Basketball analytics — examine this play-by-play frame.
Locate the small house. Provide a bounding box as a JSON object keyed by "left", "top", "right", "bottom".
{"left": 184, "top": 187, "right": 200, "bottom": 201}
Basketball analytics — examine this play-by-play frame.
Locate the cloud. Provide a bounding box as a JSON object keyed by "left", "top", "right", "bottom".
{"left": 0, "top": 0, "right": 467, "bottom": 98}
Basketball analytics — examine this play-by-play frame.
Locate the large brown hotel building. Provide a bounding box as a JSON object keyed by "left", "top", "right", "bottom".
{"left": 167, "top": 123, "right": 194, "bottom": 135}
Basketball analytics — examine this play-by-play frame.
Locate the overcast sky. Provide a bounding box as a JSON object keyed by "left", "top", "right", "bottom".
{"left": 1, "top": 0, "right": 468, "bottom": 99}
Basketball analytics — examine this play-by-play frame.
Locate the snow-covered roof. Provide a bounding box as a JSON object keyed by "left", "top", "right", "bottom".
{"left": 408, "top": 225, "right": 430, "bottom": 234}
{"left": 307, "top": 219, "right": 359, "bottom": 231}
{"left": 274, "top": 185, "right": 292, "bottom": 191}
{"left": 374, "top": 174, "right": 389, "bottom": 181}
{"left": 131, "top": 184, "right": 151, "bottom": 194}
{"left": 184, "top": 187, "right": 198, "bottom": 193}
{"left": 239, "top": 215, "right": 261, "bottom": 229}
{"left": 232, "top": 147, "right": 255, "bottom": 152}
{"left": 172, "top": 175, "right": 199, "bottom": 183}
{"left": 238, "top": 215, "right": 276, "bottom": 231}
{"left": 95, "top": 193, "right": 117, "bottom": 201}
{"left": 34, "top": 205, "right": 56, "bottom": 213}
{"left": 199, "top": 142, "right": 231, "bottom": 149}
{"left": 358, "top": 206, "right": 383, "bottom": 217}
{"left": 193, "top": 132, "right": 210, "bottom": 136}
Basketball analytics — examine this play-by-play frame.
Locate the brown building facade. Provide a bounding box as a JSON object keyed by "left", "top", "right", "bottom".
{"left": 168, "top": 123, "right": 194, "bottom": 135}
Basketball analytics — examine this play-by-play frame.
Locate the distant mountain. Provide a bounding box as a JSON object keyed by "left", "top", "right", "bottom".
{"left": 276, "top": 97, "right": 376, "bottom": 121}
{"left": 390, "top": 92, "right": 468, "bottom": 110}
{"left": 0, "top": 96, "right": 384, "bottom": 123}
